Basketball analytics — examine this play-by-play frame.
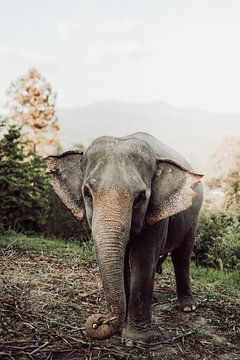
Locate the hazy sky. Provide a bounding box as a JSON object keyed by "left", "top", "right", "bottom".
{"left": 1, "top": 0, "right": 240, "bottom": 112}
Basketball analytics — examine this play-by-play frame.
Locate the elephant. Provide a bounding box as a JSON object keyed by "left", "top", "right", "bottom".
{"left": 45, "top": 132, "right": 203, "bottom": 344}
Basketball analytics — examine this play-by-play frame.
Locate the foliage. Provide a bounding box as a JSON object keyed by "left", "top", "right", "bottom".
{"left": 201, "top": 136, "right": 240, "bottom": 271}
{"left": 194, "top": 209, "right": 240, "bottom": 270}
{"left": 0, "top": 120, "right": 90, "bottom": 240}
{"left": 0, "top": 121, "right": 49, "bottom": 233}
{"left": 207, "top": 136, "right": 240, "bottom": 209}
{"left": 45, "top": 190, "right": 90, "bottom": 241}
{"left": 73, "top": 143, "right": 85, "bottom": 151}
{"left": 5, "top": 68, "right": 59, "bottom": 156}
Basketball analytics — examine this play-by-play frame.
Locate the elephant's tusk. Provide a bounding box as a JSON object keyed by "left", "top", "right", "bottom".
{"left": 102, "top": 316, "right": 117, "bottom": 324}
{"left": 92, "top": 316, "right": 117, "bottom": 329}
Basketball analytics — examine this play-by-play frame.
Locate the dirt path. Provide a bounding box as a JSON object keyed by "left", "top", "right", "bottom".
{"left": 0, "top": 248, "right": 239, "bottom": 359}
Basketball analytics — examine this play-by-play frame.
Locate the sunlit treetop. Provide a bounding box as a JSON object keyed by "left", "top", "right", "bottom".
{"left": 5, "top": 68, "right": 59, "bottom": 156}
{"left": 207, "top": 136, "right": 240, "bottom": 209}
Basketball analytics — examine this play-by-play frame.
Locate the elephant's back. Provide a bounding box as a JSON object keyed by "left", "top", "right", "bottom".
{"left": 126, "top": 132, "right": 193, "bottom": 171}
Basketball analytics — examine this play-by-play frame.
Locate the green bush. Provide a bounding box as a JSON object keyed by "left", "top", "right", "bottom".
{"left": 0, "top": 122, "right": 49, "bottom": 233}
{"left": 45, "top": 190, "right": 90, "bottom": 241}
{"left": 0, "top": 121, "right": 90, "bottom": 241}
{"left": 194, "top": 209, "right": 240, "bottom": 270}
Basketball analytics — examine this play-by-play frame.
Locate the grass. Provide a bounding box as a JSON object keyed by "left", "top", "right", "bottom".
{"left": 0, "top": 230, "right": 96, "bottom": 262}
{"left": 1, "top": 232, "right": 239, "bottom": 359}
{"left": 156, "top": 256, "right": 240, "bottom": 298}
{"left": 190, "top": 262, "right": 240, "bottom": 294}
{"left": 1, "top": 231, "right": 239, "bottom": 294}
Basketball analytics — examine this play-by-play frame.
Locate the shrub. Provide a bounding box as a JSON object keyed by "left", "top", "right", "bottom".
{"left": 44, "top": 190, "right": 90, "bottom": 241}
{"left": 194, "top": 209, "right": 240, "bottom": 270}
{"left": 0, "top": 122, "right": 49, "bottom": 233}
{"left": 0, "top": 121, "right": 90, "bottom": 241}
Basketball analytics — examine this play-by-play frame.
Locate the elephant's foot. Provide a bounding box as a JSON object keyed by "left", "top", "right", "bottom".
{"left": 121, "top": 326, "right": 163, "bottom": 347}
{"left": 176, "top": 295, "right": 197, "bottom": 312}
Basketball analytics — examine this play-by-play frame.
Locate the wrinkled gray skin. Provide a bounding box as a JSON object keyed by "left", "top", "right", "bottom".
{"left": 46, "top": 132, "right": 203, "bottom": 344}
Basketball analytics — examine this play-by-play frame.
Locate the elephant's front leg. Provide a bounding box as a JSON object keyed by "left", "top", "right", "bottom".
{"left": 122, "top": 236, "right": 159, "bottom": 345}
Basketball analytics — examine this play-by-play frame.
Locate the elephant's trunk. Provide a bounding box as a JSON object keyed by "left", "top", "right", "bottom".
{"left": 85, "top": 188, "right": 133, "bottom": 340}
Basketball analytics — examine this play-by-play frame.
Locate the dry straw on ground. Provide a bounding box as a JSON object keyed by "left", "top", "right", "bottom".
{"left": 0, "top": 243, "right": 239, "bottom": 360}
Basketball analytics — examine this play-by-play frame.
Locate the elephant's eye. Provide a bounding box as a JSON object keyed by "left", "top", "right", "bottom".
{"left": 134, "top": 191, "right": 146, "bottom": 207}
{"left": 84, "top": 186, "right": 92, "bottom": 200}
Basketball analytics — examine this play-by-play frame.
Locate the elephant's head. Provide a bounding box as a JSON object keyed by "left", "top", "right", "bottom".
{"left": 45, "top": 136, "right": 202, "bottom": 340}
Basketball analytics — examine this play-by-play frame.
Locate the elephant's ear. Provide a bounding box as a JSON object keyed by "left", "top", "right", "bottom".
{"left": 45, "top": 151, "right": 85, "bottom": 221}
{"left": 146, "top": 162, "right": 203, "bottom": 225}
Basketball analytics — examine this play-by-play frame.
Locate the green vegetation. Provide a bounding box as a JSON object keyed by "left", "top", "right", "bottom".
{"left": 1, "top": 232, "right": 239, "bottom": 294}
{"left": 194, "top": 209, "right": 240, "bottom": 270}
{"left": 0, "top": 122, "right": 49, "bottom": 233}
{"left": 45, "top": 191, "right": 90, "bottom": 241}
{"left": 0, "top": 121, "right": 90, "bottom": 240}
{"left": 0, "top": 231, "right": 95, "bottom": 262}
{"left": 190, "top": 262, "right": 240, "bottom": 294}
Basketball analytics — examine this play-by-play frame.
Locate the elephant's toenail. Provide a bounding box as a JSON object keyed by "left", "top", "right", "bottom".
{"left": 183, "top": 306, "right": 191, "bottom": 312}
{"left": 192, "top": 305, "right": 196, "bottom": 311}
{"left": 125, "top": 340, "right": 134, "bottom": 347}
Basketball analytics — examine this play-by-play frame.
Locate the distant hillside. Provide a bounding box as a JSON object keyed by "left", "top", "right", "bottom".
{"left": 57, "top": 101, "right": 240, "bottom": 173}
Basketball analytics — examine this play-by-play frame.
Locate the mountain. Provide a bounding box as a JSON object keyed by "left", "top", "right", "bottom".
{"left": 57, "top": 101, "right": 240, "bottom": 173}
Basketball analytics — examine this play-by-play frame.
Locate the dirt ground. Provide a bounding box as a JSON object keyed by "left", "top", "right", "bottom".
{"left": 0, "top": 247, "right": 239, "bottom": 360}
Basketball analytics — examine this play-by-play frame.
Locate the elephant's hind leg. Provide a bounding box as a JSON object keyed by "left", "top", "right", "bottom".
{"left": 171, "top": 226, "right": 197, "bottom": 312}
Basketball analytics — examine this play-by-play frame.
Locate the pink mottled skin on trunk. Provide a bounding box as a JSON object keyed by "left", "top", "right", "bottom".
{"left": 85, "top": 187, "right": 133, "bottom": 340}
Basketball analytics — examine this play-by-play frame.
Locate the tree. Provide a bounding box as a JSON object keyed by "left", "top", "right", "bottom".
{"left": 207, "top": 136, "right": 240, "bottom": 210}
{"left": 5, "top": 68, "right": 59, "bottom": 156}
{"left": 73, "top": 143, "right": 85, "bottom": 151}
{"left": 0, "top": 121, "right": 49, "bottom": 233}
